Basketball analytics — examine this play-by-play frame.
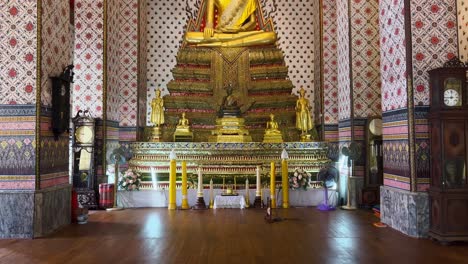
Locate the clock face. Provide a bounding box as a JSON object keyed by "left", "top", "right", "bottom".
{"left": 75, "top": 126, "right": 93, "bottom": 144}
{"left": 444, "top": 89, "right": 460, "bottom": 107}
{"left": 369, "top": 119, "right": 383, "bottom": 136}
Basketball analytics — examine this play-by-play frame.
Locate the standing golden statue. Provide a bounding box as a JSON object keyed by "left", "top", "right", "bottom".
{"left": 296, "top": 87, "right": 314, "bottom": 142}
{"left": 151, "top": 89, "right": 165, "bottom": 126}
{"left": 185, "top": 0, "right": 276, "bottom": 47}
{"left": 263, "top": 113, "right": 283, "bottom": 143}
{"left": 150, "top": 89, "right": 165, "bottom": 142}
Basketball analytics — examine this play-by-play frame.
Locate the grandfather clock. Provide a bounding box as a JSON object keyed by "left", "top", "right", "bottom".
{"left": 428, "top": 58, "right": 468, "bottom": 243}
{"left": 72, "top": 110, "right": 97, "bottom": 208}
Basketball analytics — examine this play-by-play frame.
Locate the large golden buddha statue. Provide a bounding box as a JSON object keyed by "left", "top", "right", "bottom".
{"left": 163, "top": 0, "right": 299, "bottom": 142}
{"left": 185, "top": 0, "right": 276, "bottom": 47}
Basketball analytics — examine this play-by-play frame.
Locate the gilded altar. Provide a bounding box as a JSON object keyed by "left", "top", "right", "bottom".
{"left": 129, "top": 142, "right": 330, "bottom": 187}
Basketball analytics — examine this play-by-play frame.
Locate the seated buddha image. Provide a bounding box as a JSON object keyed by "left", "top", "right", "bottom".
{"left": 176, "top": 112, "right": 190, "bottom": 131}
{"left": 265, "top": 114, "right": 281, "bottom": 136}
{"left": 185, "top": 0, "right": 277, "bottom": 47}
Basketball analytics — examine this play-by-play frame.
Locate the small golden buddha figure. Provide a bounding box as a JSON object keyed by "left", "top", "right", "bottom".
{"left": 174, "top": 112, "right": 194, "bottom": 142}
{"left": 185, "top": 0, "right": 277, "bottom": 47}
{"left": 295, "top": 87, "right": 315, "bottom": 141}
{"left": 263, "top": 113, "right": 283, "bottom": 143}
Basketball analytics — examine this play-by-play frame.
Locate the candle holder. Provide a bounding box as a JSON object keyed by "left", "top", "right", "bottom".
{"left": 193, "top": 166, "right": 207, "bottom": 210}
{"left": 254, "top": 166, "right": 262, "bottom": 208}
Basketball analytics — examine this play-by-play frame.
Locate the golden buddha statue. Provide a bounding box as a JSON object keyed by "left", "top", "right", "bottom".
{"left": 150, "top": 89, "right": 165, "bottom": 142}
{"left": 174, "top": 112, "right": 194, "bottom": 142}
{"left": 185, "top": 0, "right": 276, "bottom": 47}
{"left": 151, "top": 89, "right": 165, "bottom": 127}
{"left": 296, "top": 87, "right": 314, "bottom": 141}
{"left": 263, "top": 113, "right": 283, "bottom": 143}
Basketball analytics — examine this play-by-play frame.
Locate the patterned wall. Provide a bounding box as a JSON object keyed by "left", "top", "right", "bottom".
{"left": 411, "top": 0, "right": 458, "bottom": 106}
{"left": 73, "top": 0, "right": 104, "bottom": 117}
{"left": 0, "top": 1, "right": 37, "bottom": 190}
{"left": 0, "top": 0, "right": 37, "bottom": 105}
{"left": 118, "top": 0, "right": 139, "bottom": 128}
{"left": 458, "top": 0, "right": 468, "bottom": 61}
{"left": 0, "top": 106, "right": 36, "bottom": 190}
{"left": 313, "top": 1, "right": 322, "bottom": 126}
{"left": 146, "top": 0, "right": 318, "bottom": 124}
{"left": 41, "top": 0, "right": 73, "bottom": 107}
{"left": 337, "top": 0, "right": 351, "bottom": 121}
{"left": 379, "top": 0, "right": 411, "bottom": 191}
{"left": 322, "top": 0, "right": 339, "bottom": 125}
{"left": 39, "top": 0, "right": 73, "bottom": 189}
{"left": 322, "top": 0, "right": 339, "bottom": 160}
{"left": 138, "top": 0, "right": 148, "bottom": 134}
{"left": 39, "top": 110, "right": 70, "bottom": 189}
{"left": 350, "top": 0, "right": 381, "bottom": 118}
{"left": 106, "top": 0, "right": 121, "bottom": 122}
{"left": 379, "top": 0, "right": 408, "bottom": 112}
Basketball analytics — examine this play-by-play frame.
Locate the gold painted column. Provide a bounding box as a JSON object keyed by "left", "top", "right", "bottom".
{"left": 181, "top": 160, "right": 189, "bottom": 209}
{"left": 270, "top": 161, "right": 276, "bottom": 208}
{"left": 168, "top": 150, "right": 177, "bottom": 210}
{"left": 281, "top": 149, "right": 289, "bottom": 209}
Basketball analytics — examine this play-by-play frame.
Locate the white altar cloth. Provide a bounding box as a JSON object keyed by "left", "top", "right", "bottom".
{"left": 116, "top": 188, "right": 338, "bottom": 208}
{"left": 213, "top": 195, "right": 246, "bottom": 209}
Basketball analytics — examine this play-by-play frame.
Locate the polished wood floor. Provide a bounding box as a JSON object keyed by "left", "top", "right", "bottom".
{"left": 0, "top": 208, "right": 467, "bottom": 264}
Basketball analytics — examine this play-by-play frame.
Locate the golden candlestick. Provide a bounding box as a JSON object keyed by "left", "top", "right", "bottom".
{"left": 168, "top": 150, "right": 177, "bottom": 210}
{"left": 181, "top": 161, "right": 189, "bottom": 209}
{"left": 270, "top": 161, "right": 276, "bottom": 208}
{"left": 281, "top": 149, "right": 289, "bottom": 209}
{"left": 209, "top": 178, "right": 214, "bottom": 209}
{"left": 245, "top": 178, "right": 250, "bottom": 208}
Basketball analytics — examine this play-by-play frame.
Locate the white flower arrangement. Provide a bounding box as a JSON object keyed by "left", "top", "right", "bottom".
{"left": 289, "top": 168, "right": 311, "bottom": 190}
{"left": 118, "top": 168, "right": 142, "bottom": 191}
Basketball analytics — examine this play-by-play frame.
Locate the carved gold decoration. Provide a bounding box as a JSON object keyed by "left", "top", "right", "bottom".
{"left": 128, "top": 142, "right": 330, "bottom": 188}
{"left": 210, "top": 117, "right": 252, "bottom": 143}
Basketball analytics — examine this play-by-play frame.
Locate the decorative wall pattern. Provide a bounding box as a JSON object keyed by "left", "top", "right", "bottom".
{"left": 322, "top": 0, "right": 339, "bottom": 125}
{"left": 39, "top": 110, "right": 69, "bottom": 189}
{"left": 270, "top": 0, "right": 316, "bottom": 108}
{"left": 72, "top": 0, "right": 104, "bottom": 117}
{"left": 0, "top": 0, "right": 37, "bottom": 105}
{"left": 106, "top": 0, "right": 121, "bottom": 122}
{"left": 41, "top": 0, "right": 73, "bottom": 107}
{"left": 337, "top": 0, "right": 350, "bottom": 121}
{"left": 146, "top": 0, "right": 188, "bottom": 101}
{"left": 350, "top": 0, "right": 381, "bottom": 118}
{"left": 146, "top": 0, "right": 318, "bottom": 124}
{"left": 411, "top": 0, "right": 458, "bottom": 106}
{"left": 0, "top": 105, "right": 36, "bottom": 190}
{"left": 313, "top": 1, "right": 322, "bottom": 125}
{"left": 118, "top": 0, "right": 139, "bottom": 127}
{"left": 138, "top": 0, "right": 148, "bottom": 132}
{"left": 459, "top": 0, "right": 468, "bottom": 61}
{"left": 379, "top": 0, "right": 408, "bottom": 112}
{"left": 39, "top": 0, "right": 73, "bottom": 189}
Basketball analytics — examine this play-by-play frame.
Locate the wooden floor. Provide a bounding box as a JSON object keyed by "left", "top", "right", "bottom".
{"left": 0, "top": 208, "right": 467, "bottom": 264}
